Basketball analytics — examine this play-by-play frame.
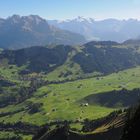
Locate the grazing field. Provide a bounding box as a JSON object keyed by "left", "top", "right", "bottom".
{"left": 1, "top": 56, "right": 140, "bottom": 140}
{"left": 1, "top": 66, "right": 140, "bottom": 127}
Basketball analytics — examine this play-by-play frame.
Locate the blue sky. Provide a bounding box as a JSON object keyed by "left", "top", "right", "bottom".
{"left": 0, "top": 0, "right": 140, "bottom": 20}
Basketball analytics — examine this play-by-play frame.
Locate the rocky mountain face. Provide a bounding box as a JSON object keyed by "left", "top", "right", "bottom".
{"left": 1, "top": 15, "right": 140, "bottom": 49}
{"left": 0, "top": 15, "right": 86, "bottom": 49}
{"left": 48, "top": 17, "right": 140, "bottom": 42}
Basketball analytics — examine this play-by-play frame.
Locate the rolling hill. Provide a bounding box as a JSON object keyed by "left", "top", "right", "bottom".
{"left": 1, "top": 41, "right": 140, "bottom": 77}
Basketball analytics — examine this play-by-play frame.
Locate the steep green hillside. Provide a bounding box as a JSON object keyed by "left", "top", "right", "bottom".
{"left": 1, "top": 41, "right": 140, "bottom": 81}
{"left": 0, "top": 45, "right": 72, "bottom": 73}
{"left": 33, "top": 109, "right": 127, "bottom": 140}
{"left": 73, "top": 42, "right": 140, "bottom": 73}
{"left": 121, "top": 104, "right": 140, "bottom": 140}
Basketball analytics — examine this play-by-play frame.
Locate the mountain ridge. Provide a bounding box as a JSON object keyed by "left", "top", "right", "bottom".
{"left": 1, "top": 40, "right": 140, "bottom": 77}
{"left": 48, "top": 17, "right": 140, "bottom": 42}
{"left": 0, "top": 15, "right": 86, "bottom": 49}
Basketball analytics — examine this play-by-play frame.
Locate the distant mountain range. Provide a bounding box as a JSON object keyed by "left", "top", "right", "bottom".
{"left": 48, "top": 16, "right": 140, "bottom": 42}
{"left": 0, "top": 15, "right": 86, "bottom": 49}
{"left": 1, "top": 15, "right": 140, "bottom": 49}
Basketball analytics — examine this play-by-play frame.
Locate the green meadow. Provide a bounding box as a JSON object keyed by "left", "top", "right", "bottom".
{"left": 1, "top": 66, "right": 140, "bottom": 126}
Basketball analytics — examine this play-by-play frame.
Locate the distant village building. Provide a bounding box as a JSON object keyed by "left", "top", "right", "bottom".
{"left": 80, "top": 103, "right": 89, "bottom": 107}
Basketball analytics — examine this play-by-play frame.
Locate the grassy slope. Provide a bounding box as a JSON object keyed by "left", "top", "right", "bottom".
{"left": 1, "top": 66, "right": 140, "bottom": 126}
{"left": 45, "top": 47, "right": 101, "bottom": 82}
